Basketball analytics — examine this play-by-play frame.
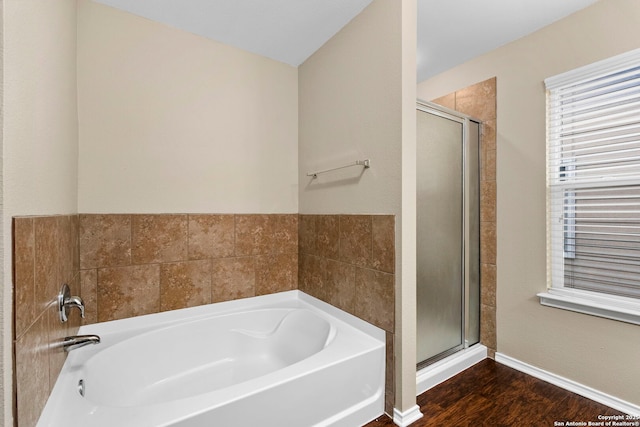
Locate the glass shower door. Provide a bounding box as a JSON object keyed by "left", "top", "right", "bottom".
{"left": 416, "top": 108, "right": 465, "bottom": 366}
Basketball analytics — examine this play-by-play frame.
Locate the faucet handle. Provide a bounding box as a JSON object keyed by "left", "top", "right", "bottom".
{"left": 57, "top": 284, "right": 85, "bottom": 323}
{"left": 67, "top": 296, "right": 85, "bottom": 318}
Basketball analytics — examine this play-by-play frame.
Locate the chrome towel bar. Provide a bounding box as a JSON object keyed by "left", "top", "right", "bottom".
{"left": 307, "top": 159, "right": 370, "bottom": 179}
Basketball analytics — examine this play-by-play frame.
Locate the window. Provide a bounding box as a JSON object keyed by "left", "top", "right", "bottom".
{"left": 539, "top": 49, "right": 640, "bottom": 325}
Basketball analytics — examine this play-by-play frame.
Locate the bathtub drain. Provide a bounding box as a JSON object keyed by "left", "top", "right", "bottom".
{"left": 78, "top": 379, "right": 85, "bottom": 397}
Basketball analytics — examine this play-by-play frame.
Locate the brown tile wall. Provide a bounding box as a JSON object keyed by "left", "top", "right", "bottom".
{"left": 432, "top": 77, "right": 498, "bottom": 358}
{"left": 12, "top": 213, "right": 298, "bottom": 426}
{"left": 298, "top": 214, "right": 395, "bottom": 413}
{"left": 14, "top": 212, "right": 394, "bottom": 423}
{"left": 78, "top": 214, "right": 298, "bottom": 323}
{"left": 13, "top": 215, "right": 81, "bottom": 427}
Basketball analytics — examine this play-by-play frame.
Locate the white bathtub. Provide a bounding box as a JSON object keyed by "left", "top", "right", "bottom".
{"left": 38, "top": 291, "right": 386, "bottom": 427}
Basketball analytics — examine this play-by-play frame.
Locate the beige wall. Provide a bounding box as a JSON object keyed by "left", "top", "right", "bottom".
{"left": 418, "top": 0, "right": 640, "bottom": 405}
{"left": 77, "top": 0, "right": 299, "bottom": 214}
{"left": 2, "top": 0, "right": 79, "bottom": 424}
{"left": 398, "top": 0, "right": 417, "bottom": 415}
{"left": 4, "top": 0, "right": 420, "bottom": 422}
{"left": 298, "top": 0, "right": 402, "bottom": 217}
{"left": 298, "top": 0, "right": 417, "bottom": 414}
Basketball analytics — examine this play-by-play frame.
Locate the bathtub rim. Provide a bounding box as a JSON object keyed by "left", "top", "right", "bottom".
{"left": 38, "top": 290, "right": 386, "bottom": 427}
{"left": 75, "top": 290, "right": 385, "bottom": 343}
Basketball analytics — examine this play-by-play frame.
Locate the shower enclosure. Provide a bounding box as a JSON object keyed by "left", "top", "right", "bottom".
{"left": 416, "top": 101, "right": 481, "bottom": 368}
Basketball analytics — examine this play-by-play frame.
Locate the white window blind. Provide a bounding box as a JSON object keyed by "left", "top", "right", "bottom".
{"left": 546, "top": 49, "right": 640, "bottom": 301}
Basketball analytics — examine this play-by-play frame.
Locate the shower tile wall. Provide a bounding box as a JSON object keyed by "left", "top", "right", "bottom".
{"left": 78, "top": 214, "right": 298, "bottom": 323}
{"left": 298, "top": 214, "right": 395, "bottom": 412}
{"left": 432, "top": 77, "right": 498, "bottom": 357}
{"left": 12, "top": 215, "right": 81, "bottom": 427}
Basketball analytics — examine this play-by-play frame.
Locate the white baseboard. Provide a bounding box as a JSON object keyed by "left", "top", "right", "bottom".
{"left": 392, "top": 405, "right": 423, "bottom": 427}
{"left": 495, "top": 353, "right": 640, "bottom": 416}
{"left": 416, "top": 344, "right": 487, "bottom": 395}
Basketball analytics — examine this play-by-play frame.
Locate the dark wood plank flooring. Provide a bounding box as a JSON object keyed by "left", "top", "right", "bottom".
{"left": 366, "top": 359, "right": 624, "bottom": 426}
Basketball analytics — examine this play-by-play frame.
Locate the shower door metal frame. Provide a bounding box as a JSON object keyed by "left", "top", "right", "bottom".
{"left": 416, "top": 100, "right": 481, "bottom": 370}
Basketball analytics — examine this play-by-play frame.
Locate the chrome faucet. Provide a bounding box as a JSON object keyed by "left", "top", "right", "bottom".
{"left": 62, "top": 335, "right": 101, "bottom": 352}
{"left": 57, "top": 283, "right": 85, "bottom": 322}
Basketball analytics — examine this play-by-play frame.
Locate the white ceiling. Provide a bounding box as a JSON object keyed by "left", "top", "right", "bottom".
{"left": 92, "top": 0, "right": 373, "bottom": 67}
{"left": 93, "top": 0, "right": 599, "bottom": 82}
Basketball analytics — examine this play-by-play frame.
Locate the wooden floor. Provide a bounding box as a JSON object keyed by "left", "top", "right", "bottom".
{"left": 365, "top": 359, "right": 624, "bottom": 426}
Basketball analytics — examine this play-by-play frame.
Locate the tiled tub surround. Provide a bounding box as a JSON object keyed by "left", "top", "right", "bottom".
{"left": 13, "top": 213, "right": 298, "bottom": 427}
{"left": 298, "top": 214, "right": 395, "bottom": 413}
{"left": 13, "top": 215, "right": 82, "bottom": 427}
{"left": 432, "top": 77, "right": 498, "bottom": 357}
{"left": 78, "top": 214, "right": 299, "bottom": 323}
{"left": 13, "top": 212, "right": 396, "bottom": 425}
{"left": 298, "top": 214, "right": 395, "bottom": 331}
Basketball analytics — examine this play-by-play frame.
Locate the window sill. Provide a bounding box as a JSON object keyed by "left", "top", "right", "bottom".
{"left": 537, "top": 289, "right": 640, "bottom": 326}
